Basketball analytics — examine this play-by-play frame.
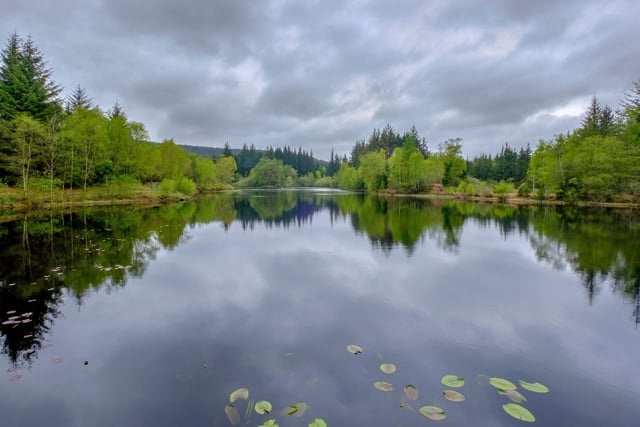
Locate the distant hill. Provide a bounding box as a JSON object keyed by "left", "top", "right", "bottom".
{"left": 179, "top": 144, "right": 241, "bottom": 158}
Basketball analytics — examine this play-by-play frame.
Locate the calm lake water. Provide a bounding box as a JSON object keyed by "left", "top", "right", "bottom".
{"left": 1, "top": 190, "right": 639, "bottom": 427}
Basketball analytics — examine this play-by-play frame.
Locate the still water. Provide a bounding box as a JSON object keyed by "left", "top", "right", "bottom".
{"left": 1, "top": 190, "right": 639, "bottom": 426}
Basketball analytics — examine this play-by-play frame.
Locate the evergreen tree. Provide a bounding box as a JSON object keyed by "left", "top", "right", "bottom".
{"left": 65, "top": 84, "right": 93, "bottom": 112}
{"left": 0, "top": 33, "right": 62, "bottom": 121}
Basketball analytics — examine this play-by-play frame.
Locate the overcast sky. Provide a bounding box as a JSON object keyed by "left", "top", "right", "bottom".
{"left": 2, "top": 0, "right": 639, "bottom": 159}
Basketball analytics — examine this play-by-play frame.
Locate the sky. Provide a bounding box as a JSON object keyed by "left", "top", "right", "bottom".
{"left": 2, "top": 0, "right": 639, "bottom": 160}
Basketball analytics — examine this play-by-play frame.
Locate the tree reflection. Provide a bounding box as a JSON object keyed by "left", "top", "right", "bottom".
{"left": 1, "top": 192, "right": 639, "bottom": 367}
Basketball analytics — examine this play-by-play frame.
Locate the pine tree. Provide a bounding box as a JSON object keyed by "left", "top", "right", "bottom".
{"left": 0, "top": 33, "right": 62, "bottom": 121}
{"left": 65, "top": 84, "right": 93, "bottom": 112}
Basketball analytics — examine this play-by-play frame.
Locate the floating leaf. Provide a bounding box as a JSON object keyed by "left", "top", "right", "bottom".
{"left": 502, "top": 403, "right": 535, "bottom": 422}
{"left": 283, "top": 402, "right": 310, "bottom": 417}
{"left": 380, "top": 363, "right": 397, "bottom": 374}
{"left": 346, "top": 345, "right": 363, "bottom": 355}
{"left": 374, "top": 381, "right": 394, "bottom": 392}
{"left": 419, "top": 405, "right": 446, "bottom": 421}
{"left": 229, "top": 388, "right": 249, "bottom": 403}
{"left": 489, "top": 377, "right": 516, "bottom": 391}
{"left": 224, "top": 404, "right": 240, "bottom": 426}
{"left": 443, "top": 390, "right": 465, "bottom": 402}
{"left": 258, "top": 420, "right": 279, "bottom": 427}
{"left": 403, "top": 384, "right": 419, "bottom": 401}
{"left": 519, "top": 380, "right": 549, "bottom": 393}
{"left": 500, "top": 389, "right": 527, "bottom": 403}
{"left": 255, "top": 400, "right": 273, "bottom": 414}
{"left": 441, "top": 375, "right": 464, "bottom": 388}
{"left": 309, "top": 418, "right": 327, "bottom": 427}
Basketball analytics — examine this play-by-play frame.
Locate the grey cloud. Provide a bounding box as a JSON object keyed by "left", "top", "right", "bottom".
{"left": 1, "top": 0, "right": 639, "bottom": 159}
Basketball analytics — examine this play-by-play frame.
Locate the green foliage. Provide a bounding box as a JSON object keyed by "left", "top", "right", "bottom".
{"left": 248, "top": 157, "right": 286, "bottom": 187}
{"left": 438, "top": 138, "right": 466, "bottom": 186}
{"left": 336, "top": 163, "right": 362, "bottom": 190}
{"left": 176, "top": 178, "right": 197, "bottom": 196}
{"left": 358, "top": 149, "right": 387, "bottom": 192}
{"left": 0, "top": 33, "right": 62, "bottom": 121}
{"left": 493, "top": 181, "right": 515, "bottom": 197}
{"left": 517, "top": 182, "right": 531, "bottom": 197}
{"left": 158, "top": 178, "right": 177, "bottom": 194}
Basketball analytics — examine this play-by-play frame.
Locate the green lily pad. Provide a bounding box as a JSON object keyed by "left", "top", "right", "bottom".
{"left": 229, "top": 388, "right": 249, "bottom": 403}
{"left": 258, "top": 420, "right": 279, "bottom": 427}
{"left": 255, "top": 400, "right": 273, "bottom": 414}
{"left": 419, "top": 405, "right": 447, "bottom": 421}
{"left": 374, "top": 381, "right": 394, "bottom": 392}
{"left": 284, "top": 402, "right": 310, "bottom": 416}
{"left": 224, "top": 404, "right": 240, "bottom": 426}
{"left": 443, "top": 389, "right": 465, "bottom": 402}
{"left": 441, "top": 375, "right": 465, "bottom": 388}
{"left": 403, "top": 384, "right": 419, "bottom": 401}
{"left": 309, "top": 418, "right": 328, "bottom": 427}
{"left": 503, "top": 403, "right": 536, "bottom": 422}
{"left": 489, "top": 377, "right": 516, "bottom": 391}
{"left": 380, "top": 363, "right": 397, "bottom": 374}
{"left": 519, "top": 380, "right": 549, "bottom": 393}
{"left": 500, "top": 389, "right": 527, "bottom": 403}
{"left": 347, "top": 344, "right": 363, "bottom": 355}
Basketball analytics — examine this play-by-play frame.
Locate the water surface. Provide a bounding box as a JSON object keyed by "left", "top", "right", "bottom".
{"left": 1, "top": 190, "right": 639, "bottom": 426}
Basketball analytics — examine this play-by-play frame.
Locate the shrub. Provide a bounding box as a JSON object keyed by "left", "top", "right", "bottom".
{"left": 517, "top": 182, "right": 531, "bottom": 197}
{"left": 176, "top": 178, "right": 197, "bottom": 196}
{"left": 158, "top": 179, "right": 177, "bottom": 194}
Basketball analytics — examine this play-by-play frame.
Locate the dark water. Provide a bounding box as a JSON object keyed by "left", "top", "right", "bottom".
{"left": 1, "top": 190, "right": 639, "bottom": 427}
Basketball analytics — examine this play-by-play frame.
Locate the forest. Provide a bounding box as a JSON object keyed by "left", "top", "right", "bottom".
{"left": 1, "top": 32, "right": 639, "bottom": 204}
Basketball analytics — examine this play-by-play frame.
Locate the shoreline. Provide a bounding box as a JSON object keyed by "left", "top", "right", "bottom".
{"left": 1, "top": 187, "right": 637, "bottom": 220}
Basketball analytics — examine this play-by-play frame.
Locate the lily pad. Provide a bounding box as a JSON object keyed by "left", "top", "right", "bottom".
{"left": 255, "top": 400, "right": 273, "bottom": 414}
{"left": 489, "top": 377, "right": 517, "bottom": 391}
{"left": 503, "top": 403, "right": 536, "bottom": 422}
{"left": 258, "top": 420, "right": 279, "bottom": 427}
{"left": 229, "top": 388, "right": 249, "bottom": 403}
{"left": 519, "top": 380, "right": 549, "bottom": 393}
{"left": 403, "top": 384, "right": 419, "bottom": 401}
{"left": 441, "top": 375, "right": 465, "bottom": 388}
{"left": 443, "top": 389, "right": 465, "bottom": 402}
{"left": 347, "top": 344, "right": 363, "bottom": 355}
{"left": 224, "top": 404, "right": 240, "bottom": 426}
{"left": 309, "top": 419, "right": 327, "bottom": 427}
{"left": 380, "top": 363, "right": 397, "bottom": 374}
{"left": 419, "top": 405, "right": 447, "bottom": 421}
{"left": 374, "top": 381, "right": 394, "bottom": 392}
{"left": 284, "top": 402, "right": 310, "bottom": 416}
{"left": 500, "top": 389, "right": 527, "bottom": 403}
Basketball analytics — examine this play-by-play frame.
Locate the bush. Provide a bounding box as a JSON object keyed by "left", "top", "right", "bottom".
{"left": 27, "top": 177, "right": 63, "bottom": 191}
{"left": 158, "top": 179, "right": 177, "bottom": 194}
{"left": 105, "top": 175, "right": 143, "bottom": 197}
{"left": 517, "top": 182, "right": 531, "bottom": 197}
{"left": 176, "top": 178, "right": 197, "bottom": 196}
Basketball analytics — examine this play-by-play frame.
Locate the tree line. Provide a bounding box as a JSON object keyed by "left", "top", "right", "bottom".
{"left": 0, "top": 33, "right": 241, "bottom": 195}
{"left": 333, "top": 84, "right": 640, "bottom": 202}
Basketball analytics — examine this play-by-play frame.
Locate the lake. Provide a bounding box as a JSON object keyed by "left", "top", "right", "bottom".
{"left": 1, "top": 190, "right": 639, "bottom": 426}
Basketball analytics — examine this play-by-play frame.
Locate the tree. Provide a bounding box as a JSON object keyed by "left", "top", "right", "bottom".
{"left": 0, "top": 33, "right": 62, "bottom": 121}
{"left": 621, "top": 78, "right": 640, "bottom": 110}
{"left": 248, "top": 157, "right": 286, "bottom": 187}
{"left": 65, "top": 84, "right": 93, "bottom": 112}
{"left": 358, "top": 149, "right": 387, "bottom": 192}
{"left": 10, "top": 113, "right": 46, "bottom": 192}
{"left": 62, "top": 108, "right": 110, "bottom": 189}
{"left": 438, "top": 138, "right": 466, "bottom": 186}
{"left": 214, "top": 156, "right": 237, "bottom": 186}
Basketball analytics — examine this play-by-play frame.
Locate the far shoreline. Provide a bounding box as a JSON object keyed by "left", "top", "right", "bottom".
{"left": 0, "top": 186, "right": 637, "bottom": 222}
